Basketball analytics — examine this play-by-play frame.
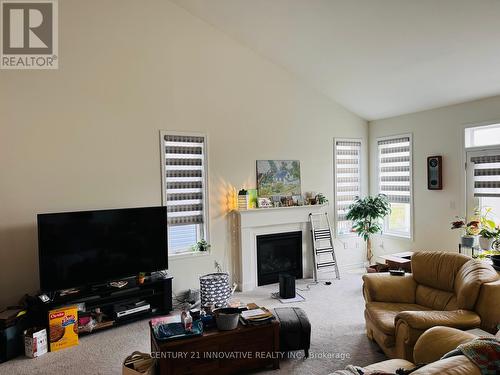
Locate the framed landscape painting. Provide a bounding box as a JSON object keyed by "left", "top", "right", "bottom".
{"left": 256, "top": 160, "right": 301, "bottom": 197}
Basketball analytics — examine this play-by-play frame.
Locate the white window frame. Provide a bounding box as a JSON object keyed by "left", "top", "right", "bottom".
{"left": 465, "top": 147, "right": 500, "bottom": 217}
{"left": 376, "top": 133, "right": 414, "bottom": 240}
{"left": 460, "top": 120, "right": 500, "bottom": 219}
{"left": 465, "top": 122, "right": 500, "bottom": 149}
{"left": 160, "top": 130, "right": 210, "bottom": 258}
{"left": 464, "top": 121, "right": 500, "bottom": 218}
{"left": 333, "top": 138, "right": 363, "bottom": 237}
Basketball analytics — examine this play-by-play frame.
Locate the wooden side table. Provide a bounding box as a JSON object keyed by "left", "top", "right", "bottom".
{"left": 379, "top": 251, "right": 413, "bottom": 272}
{"left": 151, "top": 321, "right": 280, "bottom": 375}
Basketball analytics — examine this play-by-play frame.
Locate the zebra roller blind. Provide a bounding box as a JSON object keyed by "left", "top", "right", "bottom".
{"left": 471, "top": 154, "right": 500, "bottom": 197}
{"left": 335, "top": 139, "right": 361, "bottom": 235}
{"left": 377, "top": 136, "right": 411, "bottom": 204}
{"left": 163, "top": 134, "right": 206, "bottom": 226}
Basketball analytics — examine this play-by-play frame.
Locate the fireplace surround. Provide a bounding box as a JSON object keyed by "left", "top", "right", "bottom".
{"left": 234, "top": 205, "right": 326, "bottom": 291}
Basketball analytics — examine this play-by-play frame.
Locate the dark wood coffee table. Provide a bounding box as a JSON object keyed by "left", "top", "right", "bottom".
{"left": 151, "top": 321, "right": 280, "bottom": 375}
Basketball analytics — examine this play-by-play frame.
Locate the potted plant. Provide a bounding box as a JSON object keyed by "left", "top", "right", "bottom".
{"left": 192, "top": 239, "right": 211, "bottom": 252}
{"left": 478, "top": 208, "right": 498, "bottom": 251}
{"left": 478, "top": 227, "right": 498, "bottom": 251}
{"left": 451, "top": 217, "right": 480, "bottom": 247}
{"left": 315, "top": 193, "right": 328, "bottom": 205}
{"left": 346, "top": 194, "right": 391, "bottom": 261}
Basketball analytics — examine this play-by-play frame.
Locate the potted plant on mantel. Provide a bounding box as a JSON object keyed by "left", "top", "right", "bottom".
{"left": 346, "top": 194, "right": 391, "bottom": 261}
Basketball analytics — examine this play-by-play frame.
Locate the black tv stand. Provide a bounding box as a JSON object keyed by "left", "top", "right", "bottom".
{"left": 29, "top": 274, "right": 172, "bottom": 338}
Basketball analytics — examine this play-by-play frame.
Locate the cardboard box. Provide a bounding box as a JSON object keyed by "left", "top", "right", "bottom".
{"left": 48, "top": 306, "right": 78, "bottom": 352}
{"left": 24, "top": 328, "right": 47, "bottom": 358}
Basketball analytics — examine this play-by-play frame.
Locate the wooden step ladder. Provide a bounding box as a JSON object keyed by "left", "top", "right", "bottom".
{"left": 309, "top": 212, "right": 340, "bottom": 282}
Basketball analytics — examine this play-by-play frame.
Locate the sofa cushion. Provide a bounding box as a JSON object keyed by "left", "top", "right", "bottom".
{"left": 454, "top": 259, "right": 499, "bottom": 310}
{"left": 365, "top": 302, "right": 431, "bottom": 336}
{"left": 416, "top": 284, "right": 458, "bottom": 310}
{"left": 412, "top": 252, "right": 470, "bottom": 292}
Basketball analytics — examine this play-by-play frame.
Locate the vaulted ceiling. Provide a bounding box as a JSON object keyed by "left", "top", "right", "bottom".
{"left": 172, "top": 0, "right": 500, "bottom": 120}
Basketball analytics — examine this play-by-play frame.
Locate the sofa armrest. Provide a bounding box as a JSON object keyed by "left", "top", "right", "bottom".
{"left": 474, "top": 280, "right": 500, "bottom": 334}
{"left": 362, "top": 273, "right": 417, "bottom": 303}
{"left": 395, "top": 310, "right": 481, "bottom": 331}
{"left": 413, "top": 326, "right": 477, "bottom": 364}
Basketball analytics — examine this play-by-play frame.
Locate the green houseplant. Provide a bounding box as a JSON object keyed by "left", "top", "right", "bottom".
{"left": 346, "top": 194, "right": 391, "bottom": 261}
{"left": 451, "top": 217, "right": 480, "bottom": 247}
{"left": 478, "top": 208, "right": 498, "bottom": 250}
{"left": 192, "top": 239, "right": 211, "bottom": 252}
{"left": 478, "top": 227, "right": 499, "bottom": 251}
{"left": 315, "top": 193, "right": 328, "bottom": 205}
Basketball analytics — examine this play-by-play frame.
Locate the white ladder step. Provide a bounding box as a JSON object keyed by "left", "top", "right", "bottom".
{"left": 316, "top": 246, "right": 333, "bottom": 254}
{"left": 317, "top": 261, "right": 337, "bottom": 269}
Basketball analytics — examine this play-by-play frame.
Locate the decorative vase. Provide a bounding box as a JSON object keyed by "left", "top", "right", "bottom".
{"left": 461, "top": 235, "right": 475, "bottom": 248}
{"left": 479, "top": 236, "right": 494, "bottom": 251}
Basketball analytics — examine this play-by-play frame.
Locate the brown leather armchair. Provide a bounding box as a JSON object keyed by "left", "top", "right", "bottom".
{"left": 362, "top": 326, "right": 483, "bottom": 375}
{"left": 362, "top": 251, "right": 499, "bottom": 361}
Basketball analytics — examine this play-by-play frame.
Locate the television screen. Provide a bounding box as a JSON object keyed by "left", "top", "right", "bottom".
{"left": 38, "top": 206, "right": 168, "bottom": 292}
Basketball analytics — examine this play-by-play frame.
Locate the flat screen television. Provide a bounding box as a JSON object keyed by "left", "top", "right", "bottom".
{"left": 37, "top": 206, "right": 168, "bottom": 292}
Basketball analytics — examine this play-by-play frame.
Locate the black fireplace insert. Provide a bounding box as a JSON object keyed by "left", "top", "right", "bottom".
{"left": 256, "top": 231, "right": 303, "bottom": 286}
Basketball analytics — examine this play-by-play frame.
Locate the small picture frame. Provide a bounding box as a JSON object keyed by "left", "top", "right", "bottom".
{"left": 258, "top": 197, "right": 272, "bottom": 208}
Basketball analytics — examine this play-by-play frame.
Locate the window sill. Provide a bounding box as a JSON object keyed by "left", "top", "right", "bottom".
{"left": 169, "top": 251, "right": 211, "bottom": 261}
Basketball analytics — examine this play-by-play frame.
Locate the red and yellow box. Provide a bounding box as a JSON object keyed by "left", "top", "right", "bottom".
{"left": 48, "top": 306, "right": 79, "bottom": 352}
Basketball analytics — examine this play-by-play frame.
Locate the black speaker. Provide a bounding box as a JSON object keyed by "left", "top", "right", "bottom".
{"left": 427, "top": 156, "right": 443, "bottom": 190}
{"left": 279, "top": 273, "right": 296, "bottom": 299}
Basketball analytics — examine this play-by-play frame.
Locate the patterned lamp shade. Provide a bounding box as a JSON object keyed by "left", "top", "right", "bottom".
{"left": 200, "top": 273, "right": 232, "bottom": 308}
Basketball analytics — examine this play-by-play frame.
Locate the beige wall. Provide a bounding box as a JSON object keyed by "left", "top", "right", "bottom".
{"left": 0, "top": 0, "right": 367, "bottom": 307}
{"left": 369, "top": 95, "right": 500, "bottom": 258}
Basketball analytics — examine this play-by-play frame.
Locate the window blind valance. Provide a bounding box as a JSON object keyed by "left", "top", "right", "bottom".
{"left": 471, "top": 154, "right": 500, "bottom": 197}
{"left": 164, "top": 134, "right": 206, "bottom": 226}
{"left": 377, "top": 136, "right": 411, "bottom": 204}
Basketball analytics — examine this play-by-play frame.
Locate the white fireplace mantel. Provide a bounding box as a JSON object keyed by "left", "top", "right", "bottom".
{"left": 234, "top": 205, "right": 327, "bottom": 291}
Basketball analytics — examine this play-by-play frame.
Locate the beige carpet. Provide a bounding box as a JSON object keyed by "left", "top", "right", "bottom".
{"left": 0, "top": 270, "right": 385, "bottom": 374}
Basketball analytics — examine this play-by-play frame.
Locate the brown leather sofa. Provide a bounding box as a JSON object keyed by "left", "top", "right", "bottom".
{"left": 361, "top": 326, "right": 484, "bottom": 375}
{"left": 362, "top": 251, "right": 499, "bottom": 361}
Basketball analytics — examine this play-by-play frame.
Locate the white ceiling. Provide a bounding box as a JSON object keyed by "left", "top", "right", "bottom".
{"left": 172, "top": 0, "right": 500, "bottom": 120}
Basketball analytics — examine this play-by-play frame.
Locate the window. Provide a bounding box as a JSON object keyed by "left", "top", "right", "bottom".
{"left": 465, "top": 123, "right": 500, "bottom": 148}
{"left": 161, "top": 132, "right": 208, "bottom": 255}
{"left": 334, "top": 139, "right": 362, "bottom": 235}
{"left": 465, "top": 124, "right": 500, "bottom": 221}
{"left": 466, "top": 150, "right": 500, "bottom": 223}
{"left": 377, "top": 135, "right": 412, "bottom": 238}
